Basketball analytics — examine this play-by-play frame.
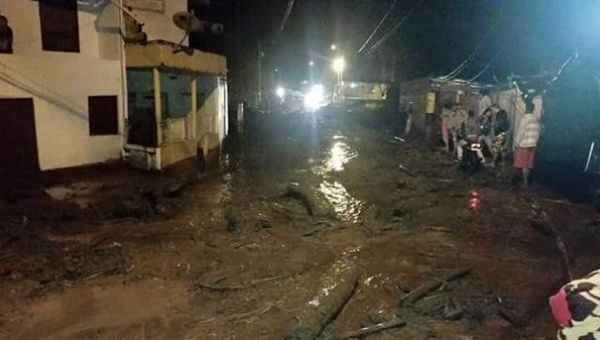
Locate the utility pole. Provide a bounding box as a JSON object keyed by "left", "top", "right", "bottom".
{"left": 236, "top": 0, "right": 244, "bottom": 101}
{"left": 257, "top": 41, "right": 263, "bottom": 107}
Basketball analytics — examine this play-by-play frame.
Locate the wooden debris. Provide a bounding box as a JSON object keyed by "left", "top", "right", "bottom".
{"left": 198, "top": 303, "right": 275, "bottom": 325}
{"left": 81, "top": 264, "right": 135, "bottom": 282}
{"left": 398, "top": 164, "right": 416, "bottom": 177}
{"left": 399, "top": 269, "right": 470, "bottom": 307}
{"left": 196, "top": 275, "right": 284, "bottom": 293}
{"left": 286, "top": 183, "right": 332, "bottom": 217}
{"left": 339, "top": 318, "right": 406, "bottom": 339}
{"left": 529, "top": 200, "right": 572, "bottom": 283}
{"left": 540, "top": 198, "right": 571, "bottom": 205}
{"left": 423, "top": 226, "right": 453, "bottom": 233}
{"left": 285, "top": 259, "right": 358, "bottom": 340}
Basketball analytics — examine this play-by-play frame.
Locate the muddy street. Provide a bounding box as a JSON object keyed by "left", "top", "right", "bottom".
{"left": 1, "top": 106, "right": 600, "bottom": 339}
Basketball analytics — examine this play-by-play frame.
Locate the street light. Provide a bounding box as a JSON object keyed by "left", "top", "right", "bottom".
{"left": 332, "top": 56, "right": 346, "bottom": 103}
{"left": 330, "top": 44, "right": 337, "bottom": 51}
{"left": 309, "top": 60, "right": 315, "bottom": 66}
{"left": 332, "top": 56, "right": 346, "bottom": 74}
{"left": 276, "top": 86, "right": 285, "bottom": 99}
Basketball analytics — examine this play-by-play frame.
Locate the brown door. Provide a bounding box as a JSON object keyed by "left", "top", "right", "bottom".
{"left": 0, "top": 99, "right": 40, "bottom": 178}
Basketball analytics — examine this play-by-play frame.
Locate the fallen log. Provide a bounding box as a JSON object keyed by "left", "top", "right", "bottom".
{"left": 339, "top": 319, "right": 406, "bottom": 339}
{"left": 529, "top": 200, "right": 572, "bottom": 283}
{"left": 285, "top": 259, "right": 358, "bottom": 340}
{"left": 399, "top": 268, "right": 470, "bottom": 307}
{"left": 286, "top": 182, "right": 333, "bottom": 217}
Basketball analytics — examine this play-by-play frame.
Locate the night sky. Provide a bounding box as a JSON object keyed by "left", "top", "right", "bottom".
{"left": 191, "top": 0, "right": 600, "bottom": 94}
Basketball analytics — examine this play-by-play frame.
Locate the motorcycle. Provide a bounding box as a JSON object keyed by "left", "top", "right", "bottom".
{"left": 459, "top": 138, "right": 484, "bottom": 175}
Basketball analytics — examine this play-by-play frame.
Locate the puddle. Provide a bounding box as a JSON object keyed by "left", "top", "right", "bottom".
{"left": 314, "top": 135, "right": 357, "bottom": 175}
{"left": 319, "top": 181, "right": 364, "bottom": 222}
{"left": 12, "top": 280, "right": 187, "bottom": 339}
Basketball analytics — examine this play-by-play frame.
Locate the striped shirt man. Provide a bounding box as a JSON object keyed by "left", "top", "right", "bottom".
{"left": 516, "top": 114, "right": 541, "bottom": 148}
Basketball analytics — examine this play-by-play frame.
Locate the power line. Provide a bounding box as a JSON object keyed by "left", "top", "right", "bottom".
{"left": 367, "top": 0, "right": 425, "bottom": 55}
{"left": 357, "top": 0, "right": 400, "bottom": 54}
{"left": 439, "top": 29, "right": 493, "bottom": 80}
{"left": 467, "top": 63, "right": 490, "bottom": 82}
{"left": 278, "top": 0, "right": 296, "bottom": 35}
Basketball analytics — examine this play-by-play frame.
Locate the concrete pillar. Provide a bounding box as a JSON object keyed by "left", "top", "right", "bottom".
{"left": 153, "top": 67, "right": 162, "bottom": 146}
{"left": 191, "top": 77, "right": 197, "bottom": 140}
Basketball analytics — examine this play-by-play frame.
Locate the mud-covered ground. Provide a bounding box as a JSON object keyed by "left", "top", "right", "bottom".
{"left": 1, "top": 106, "right": 600, "bottom": 339}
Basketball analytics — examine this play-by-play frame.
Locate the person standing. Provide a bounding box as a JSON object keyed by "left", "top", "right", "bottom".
{"left": 404, "top": 101, "right": 414, "bottom": 137}
{"left": 0, "top": 15, "right": 13, "bottom": 54}
{"left": 424, "top": 91, "right": 437, "bottom": 144}
{"left": 441, "top": 103, "right": 453, "bottom": 152}
{"left": 491, "top": 107, "right": 510, "bottom": 168}
{"left": 450, "top": 103, "right": 468, "bottom": 156}
{"left": 513, "top": 101, "right": 541, "bottom": 186}
{"left": 478, "top": 89, "right": 492, "bottom": 117}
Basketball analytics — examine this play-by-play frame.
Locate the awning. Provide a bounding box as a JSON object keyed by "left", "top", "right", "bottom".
{"left": 125, "top": 40, "right": 227, "bottom": 76}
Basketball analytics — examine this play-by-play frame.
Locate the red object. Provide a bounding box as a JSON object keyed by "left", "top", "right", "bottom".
{"left": 549, "top": 287, "right": 572, "bottom": 328}
{"left": 514, "top": 147, "right": 536, "bottom": 169}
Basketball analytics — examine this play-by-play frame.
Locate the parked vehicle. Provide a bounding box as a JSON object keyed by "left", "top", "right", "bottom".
{"left": 459, "top": 138, "right": 484, "bottom": 175}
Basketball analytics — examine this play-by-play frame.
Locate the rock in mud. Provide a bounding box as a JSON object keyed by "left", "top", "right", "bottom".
{"left": 255, "top": 214, "right": 272, "bottom": 228}
{"left": 285, "top": 258, "right": 358, "bottom": 340}
{"left": 225, "top": 207, "right": 243, "bottom": 232}
{"left": 392, "top": 204, "right": 411, "bottom": 218}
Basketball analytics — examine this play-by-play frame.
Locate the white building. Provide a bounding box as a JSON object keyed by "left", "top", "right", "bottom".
{"left": 0, "top": 0, "right": 228, "bottom": 176}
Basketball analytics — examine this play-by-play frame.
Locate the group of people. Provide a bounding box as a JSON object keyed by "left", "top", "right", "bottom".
{"left": 440, "top": 98, "right": 512, "bottom": 168}
{"left": 402, "top": 89, "right": 542, "bottom": 185}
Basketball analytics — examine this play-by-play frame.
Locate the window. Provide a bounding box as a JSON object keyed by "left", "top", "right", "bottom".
{"left": 39, "top": 0, "right": 80, "bottom": 52}
{"left": 89, "top": 96, "right": 119, "bottom": 135}
{"left": 160, "top": 72, "right": 192, "bottom": 119}
{"left": 126, "top": 69, "right": 157, "bottom": 147}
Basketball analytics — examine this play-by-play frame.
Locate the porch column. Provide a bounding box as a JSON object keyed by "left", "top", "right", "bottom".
{"left": 153, "top": 67, "right": 162, "bottom": 146}
{"left": 191, "top": 77, "right": 198, "bottom": 140}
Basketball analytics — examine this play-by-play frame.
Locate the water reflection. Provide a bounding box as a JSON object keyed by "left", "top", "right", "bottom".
{"left": 319, "top": 181, "right": 364, "bottom": 222}
{"left": 468, "top": 190, "right": 481, "bottom": 211}
{"left": 315, "top": 135, "right": 357, "bottom": 175}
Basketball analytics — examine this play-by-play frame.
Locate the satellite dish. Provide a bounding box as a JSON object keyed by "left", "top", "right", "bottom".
{"left": 173, "top": 11, "right": 202, "bottom": 32}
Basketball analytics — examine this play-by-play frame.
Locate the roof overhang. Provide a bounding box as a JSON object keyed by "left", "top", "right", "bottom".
{"left": 125, "top": 41, "right": 227, "bottom": 76}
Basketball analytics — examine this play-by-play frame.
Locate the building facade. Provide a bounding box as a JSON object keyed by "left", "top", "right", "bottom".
{"left": 0, "top": 0, "right": 228, "bottom": 175}
{"left": 0, "top": 0, "right": 124, "bottom": 176}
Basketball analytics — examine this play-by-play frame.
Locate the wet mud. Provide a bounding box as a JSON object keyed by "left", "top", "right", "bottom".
{"left": 1, "top": 106, "right": 600, "bottom": 339}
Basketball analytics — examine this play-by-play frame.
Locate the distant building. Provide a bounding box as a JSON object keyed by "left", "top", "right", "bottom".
{"left": 0, "top": 0, "right": 228, "bottom": 176}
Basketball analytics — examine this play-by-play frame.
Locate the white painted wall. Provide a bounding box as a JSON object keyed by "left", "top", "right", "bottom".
{"left": 0, "top": 1, "right": 124, "bottom": 171}
{"left": 1, "top": 1, "right": 121, "bottom": 59}
{"left": 128, "top": 0, "right": 188, "bottom": 45}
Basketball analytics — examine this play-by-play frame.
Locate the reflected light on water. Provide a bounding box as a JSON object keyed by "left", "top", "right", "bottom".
{"left": 468, "top": 190, "right": 481, "bottom": 211}
{"left": 319, "top": 181, "right": 364, "bottom": 222}
{"left": 324, "top": 140, "right": 357, "bottom": 173}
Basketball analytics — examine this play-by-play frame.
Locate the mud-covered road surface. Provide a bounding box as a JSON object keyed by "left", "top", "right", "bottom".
{"left": 1, "top": 106, "right": 600, "bottom": 339}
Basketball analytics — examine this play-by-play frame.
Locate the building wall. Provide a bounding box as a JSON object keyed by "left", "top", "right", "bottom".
{"left": 196, "top": 76, "right": 222, "bottom": 154}
{"left": 127, "top": 0, "right": 188, "bottom": 45}
{"left": 3, "top": 1, "right": 120, "bottom": 59}
{"left": 0, "top": 1, "right": 124, "bottom": 171}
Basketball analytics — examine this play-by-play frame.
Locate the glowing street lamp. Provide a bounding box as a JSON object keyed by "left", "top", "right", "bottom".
{"left": 276, "top": 86, "right": 285, "bottom": 99}
{"left": 330, "top": 44, "right": 337, "bottom": 51}
{"left": 332, "top": 56, "right": 346, "bottom": 103}
{"left": 332, "top": 56, "right": 346, "bottom": 74}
